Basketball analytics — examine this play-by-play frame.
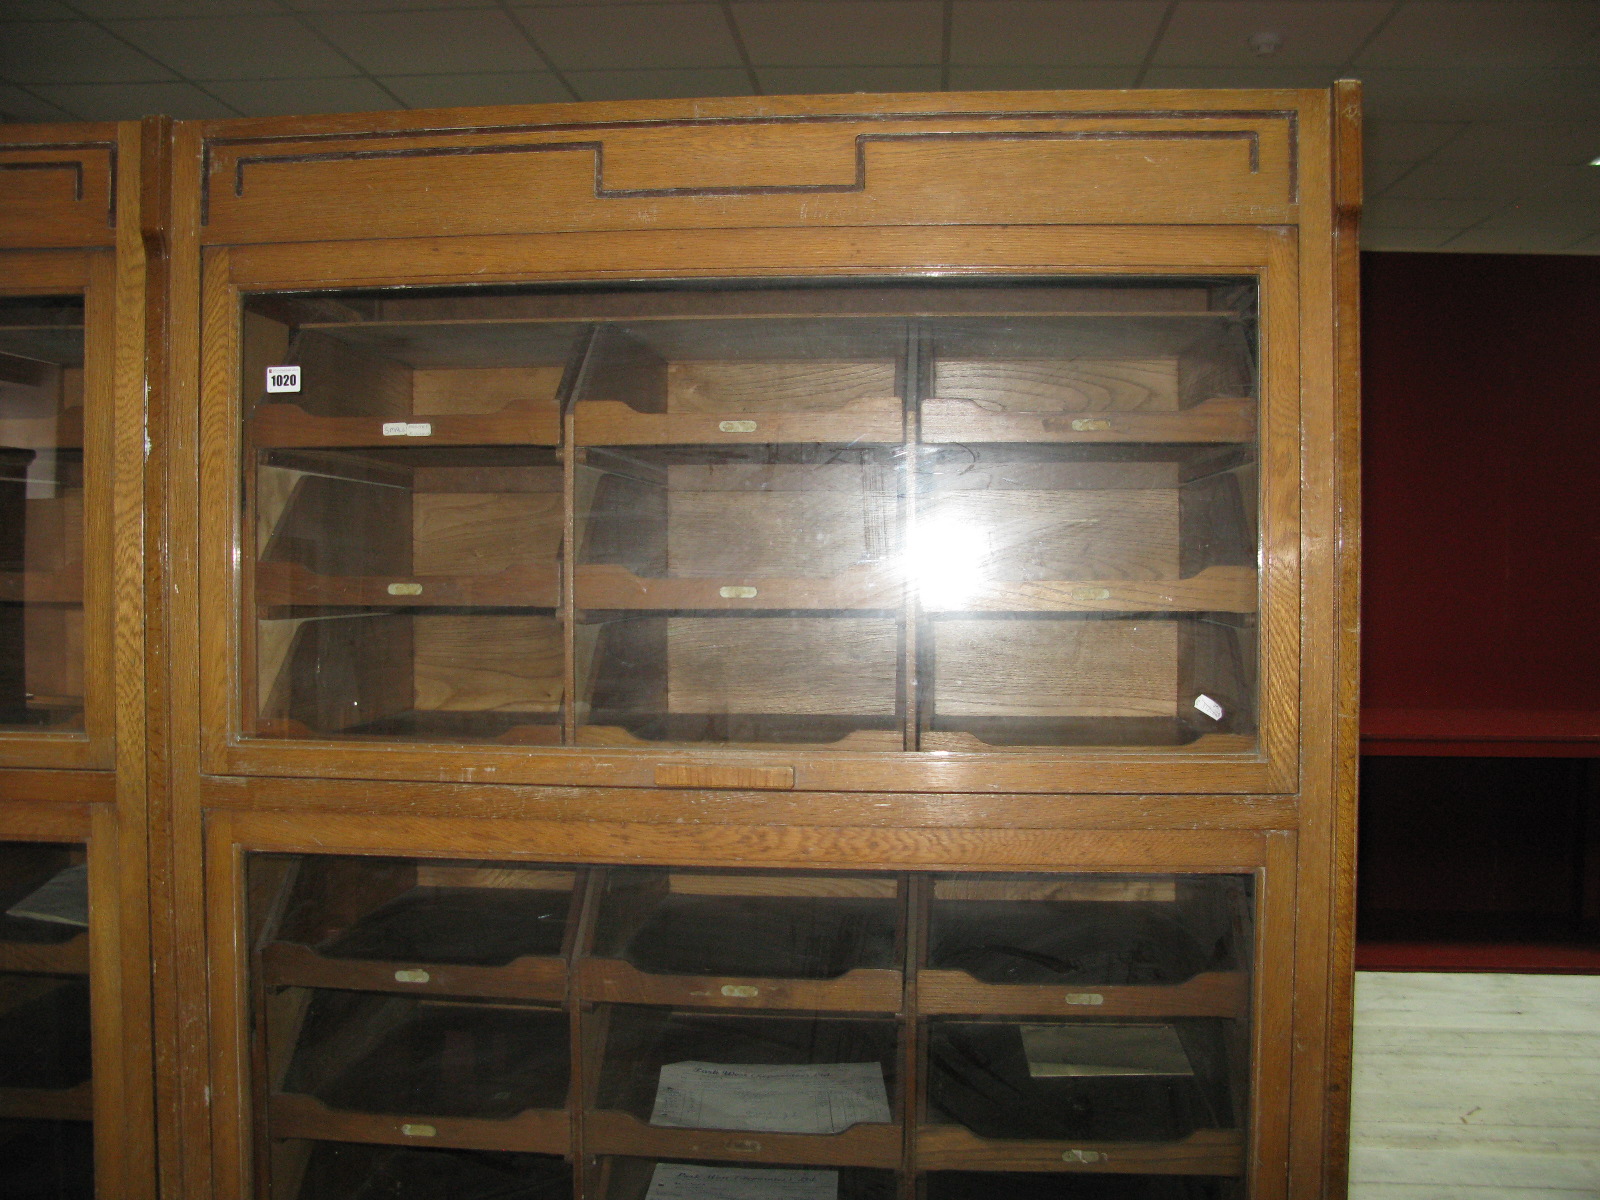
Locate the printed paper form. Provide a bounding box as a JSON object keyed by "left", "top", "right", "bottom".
{"left": 645, "top": 1163, "right": 838, "bottom": 1200}
{"left": 650, "top": 1061, "right": 891, "bottom": 1134}
{"left": 6, "top": 863, "right": 89, "bottom": 927}
{"left": 1021, "top": 1023, "right": 1194, "bottom": 1078}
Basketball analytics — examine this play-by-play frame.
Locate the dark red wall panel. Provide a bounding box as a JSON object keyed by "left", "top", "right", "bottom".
{"left": 1360, "top": 251, "right": 1600, "bottom": 749}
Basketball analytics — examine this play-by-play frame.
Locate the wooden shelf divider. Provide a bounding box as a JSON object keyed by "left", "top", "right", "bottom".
{"left": 268, "top": 1093, "right": 570, "bottom": 1156}
{"left": 912, "top": 1125, "right": 1244, "bottom": 1175}
{"left": 251, "top": 404, "right": 561, "bottom": 448}
{"left": 255, "top": 561, "right": 559, "bottom": 610}
{"left": 575, "top": 564, "right": 901, "bottom": 612}
{"left": 573, "top": 397, "right": 904, "bottom": 447}
{"left": 919, "top": 397, "right": 1254, "bottom": 445}
{"left": 915, "top": 969, "right": 1248, "bottom": 1020}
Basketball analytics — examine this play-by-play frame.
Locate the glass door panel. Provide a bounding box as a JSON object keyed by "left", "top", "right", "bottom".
{"left": 0, "top": 298, "right": 86, "bottom": 733}
{"left": 572, "top": 319, "right": 908, "bottom": 751}
{"left": 237, "top": 280, "right": 1261, "bottom": 756}
{"left": 243, "top": 296, "right": 582, "bottom": 743}
{"left": 246, "top": 856, "right": 1260, "bottom": 1197}
{"left": 0, "top": 840, "right": 92, "bottom": 1199}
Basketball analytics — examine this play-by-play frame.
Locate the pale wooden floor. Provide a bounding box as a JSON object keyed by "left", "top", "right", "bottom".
{"left": 1349, "top": 971, "right": 1600, "bottom": 1198}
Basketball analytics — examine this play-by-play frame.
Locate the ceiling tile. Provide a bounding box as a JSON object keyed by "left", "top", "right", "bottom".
{"left": 1382, "top": 157, "right": 1567, "bottom": 202}
{"left": 206, "top": 76, "right": 400, "bottom": 116}
{"left": 0, "top": 20, "right": 176, "bottom": 84}
{"left": 1154, "top": 1, "right": 1390, "bottom": 68}
{"left": 29, "top": 81, "right": 238, "bottom": 120}
{"left": 1362, "top": 119, "right": 1467, "bottom": 162}
{"left": 284, "top": 0, "right": 499, "bottom": 9}
{"left": 2, "top": 2, "right": 80, "bottom": 18}
{"left": 734, "top": 2, "right": 942, "bottom": 67}
{"left": 947, "top": 65, "right": 1141, "bottom": 90}
{"left": 1429, "top": 121, "right": 1600, "bottom": 166}
{"left": 107, "top": 17, "right": 355, "bottom": 80}
{"left": 1139, "top": 64, "right": 1342, "bottom": 88}
{"left": 0, "top": 82, "right": 78, "bottom": 122}
{"left": 1360, "top": 228, "right": 1463, "bottom": 250}
{"left": 1443, "top": 223, "right": 1595, "bottom": 253}
{"left": 949, "top": 1, "right": 1168, "bottom": 67}
{"left": 308, "top": 10, "right": 547, "bottom": 75}
{"left": 1365, "top": 195, "right": 1508, "bottom": 227}
{"left": 564, "top": 68, "right": 752, "bottom": 101}
{"left": 1356, "top": 1, "right": 1600, "bottom": 69}
{"left": 1358, "top": 67, "right": 1600, "bottom": 122}
{"left": 1363, "top": 159, "right": 1419, "bottom": 194}
{"left": 380, "top": 72, "right": 575, "bottom": 109}
{"left": 757, "top": 66, "right": 942, "bottom": 95}
{"left": 70, "top": 0, "right": 282, "bottom": 14}
{"left": 514, "top": 5, "right": 742, "bottom": 71}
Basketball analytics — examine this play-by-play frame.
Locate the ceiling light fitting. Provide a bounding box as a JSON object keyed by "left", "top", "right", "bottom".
{"left": 1249, "top": 31, "right": 1284, "bottom": 57}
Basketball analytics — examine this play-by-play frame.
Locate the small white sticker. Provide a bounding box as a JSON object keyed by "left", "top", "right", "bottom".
{"left": 381, "top": 422, "right": 434, "bottom": 438}
{"left": 719, "top": 586, "right": 758, "bottom": 599}
{"left": 400, "top": 1123, "right": 437, "bottom": 1137}
{"left": 387, "top": 582, "right": 423, "bottom": 596}
{"left": 719, "top": 420, "right": 758, "bottom": 433}
{"left": 721, "top": 984, "right": 760, "bottom": 998}
{"left": 1194, "top": 694, "right": 1225, "bottom": 721}
{"left": 1064, "top": 993, "right": 1104, "bottom": 1005}
{"left": 393, "top": 968, "right": 430, "bottom": 983}
{"left": 381, "top": 422, "right": 408, "bottom": 436}
{"left": 265, "top": 365, "right": 300, "bottom": 393}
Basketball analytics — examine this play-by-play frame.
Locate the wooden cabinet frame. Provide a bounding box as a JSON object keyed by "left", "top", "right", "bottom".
{"left": 151, "top": 88, "right": 1360, "bottom": 1199}
{"left": 0, "top": 119, "right": 155, "bottom": 1200}
{"left": 195, "top": 227, "right": 1301, "bottom": 796}
{"left": 0, "top": 800, "right": 151, "bottom": 1199}
{"left": 202, "top": 807, "right": 1297, "bottom": 1200}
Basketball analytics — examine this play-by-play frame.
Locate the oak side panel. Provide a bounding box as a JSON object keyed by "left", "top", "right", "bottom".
{"left": 0, "top": 123, "right": 119, "bottom": 248}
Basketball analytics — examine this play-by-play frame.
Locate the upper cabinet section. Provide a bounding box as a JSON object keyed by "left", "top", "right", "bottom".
{"left": 195, "top": 93, "right": 1301, "bottom": 245}
{"left": 0, "top": 126, "right": 120, "bottom": 249}
{"left": 235, "top": 277, "right": 1270, "bottom": 773}
{"left": 0, "top": 296, "right": 86, "bottom": 737}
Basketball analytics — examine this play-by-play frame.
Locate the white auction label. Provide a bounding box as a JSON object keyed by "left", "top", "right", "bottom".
{"left": 1193, "top": 694, "right": 1225, "bottom": 721}
{"left": 264, "top": 365, "right": 300, "bottom": 393}
{"left": 381, "top": 422, "right": 434, "bottom": 437}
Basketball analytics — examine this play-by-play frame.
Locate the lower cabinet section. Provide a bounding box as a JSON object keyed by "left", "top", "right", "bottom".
{"left": 0, "top": 839, "right": 93, "bottom": 1200}
{"left": 242, "top": 855, "right": 1264, "bottom": 1198}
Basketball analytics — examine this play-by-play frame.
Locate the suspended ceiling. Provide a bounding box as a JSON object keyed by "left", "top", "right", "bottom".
{"left": 2, "top": 0, "right": 1599, "bottom": 253}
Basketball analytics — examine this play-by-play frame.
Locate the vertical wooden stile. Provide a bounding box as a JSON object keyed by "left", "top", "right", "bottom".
{"left": 900, "top": 328, "right": 923, "bottom": 751}
{"left": 569, "top": 866, "right": 605, "bottom": 1198}
{"left": 560, "top": 327, "right": 598, "bottom": 746}
{"left": 900, "top": 872, "right": 930, "bottom": 1199}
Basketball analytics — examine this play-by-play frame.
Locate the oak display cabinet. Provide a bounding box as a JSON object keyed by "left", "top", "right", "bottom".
{"left": 165, "top": 87, "right": 1359, "bottom": 1200}
{"left": 0, "top": 121, "right": 153, "bottom": 1200}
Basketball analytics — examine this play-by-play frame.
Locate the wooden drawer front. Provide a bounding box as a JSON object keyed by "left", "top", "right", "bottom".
{"left": 0, "top": 132, "right": 118, "bottom": 247}
{"left": 201, "top": 106, "right": 1297, "bottom": 244}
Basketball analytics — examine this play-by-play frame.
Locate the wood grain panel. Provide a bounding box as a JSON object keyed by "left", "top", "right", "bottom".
{"left": 934, "top": 359, "right": 1180, "bottom": 412}
{"left": 412, "top": 614, "right": 563, "bottom": 712}
{"left": 933, "top": 618, "right": 1178, "bottom": 718}
{"left": 0, "top": 131, "right": 118, "bottom": 246}
{"left": 412, "top": 365, "right": 564, "bottom": 416}
{"left": 666, "top": 617, "right": 898, "bottom": 716}
{"left": 200, "top": 105, "right": 1295, "bottom": 243}
{"left": 667, "top": 361, "right": 897, "bottom": 413}
{"left": 670, "top": 486, "right": 873, "bottom": 564}
{"left": 921, "top": 489, "right": 1179, "bottom": 582}
{"left": 412, "top": 493, "right": 561, "bottom": 577}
